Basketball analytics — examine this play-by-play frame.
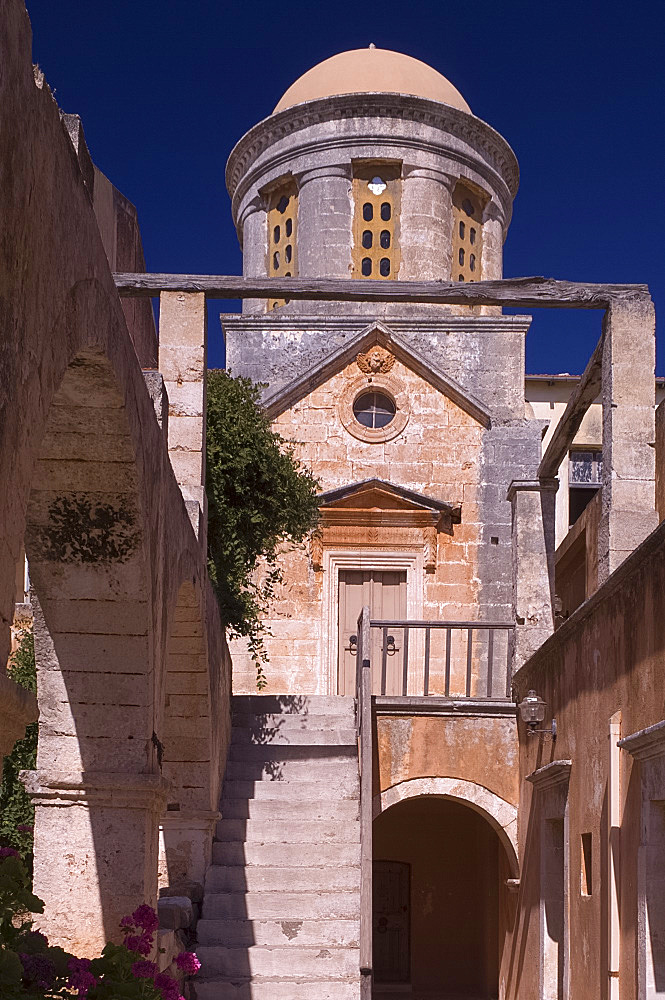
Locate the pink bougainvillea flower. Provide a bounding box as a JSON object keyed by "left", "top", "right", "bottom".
{"left": 131, "top": 959, "right": 158, "bottom": 979}
{"left": 67, "top": 956, "right": 97, "bottom": 997}
{"left": 0, "top": 846, "right": 20, "bottom": 858}
{"left": 175, "top": 951, "right": 201, "bottom": 974}
{"left": 131, "top": 904, "right": 159, "bottom": 933}
{"left": 125, "top": 930, "right": 153, "bottom": 956}
{"left": 20, "top": 952, "right": 56, "bottom": 989}
{"left": 120, "top": 914, "right": 135, "bottom": 929}
{"left": 154, "top": 971, "right": 182, "bottom": 1000}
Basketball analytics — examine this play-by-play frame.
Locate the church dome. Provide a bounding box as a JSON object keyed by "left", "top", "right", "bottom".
{"left": 273, "top": 46, "right": 471, "bottom": 115}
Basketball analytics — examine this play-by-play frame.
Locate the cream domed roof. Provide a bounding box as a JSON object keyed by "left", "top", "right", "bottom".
{"left": 273, "top": 46, "right": 471, "bottom": 114}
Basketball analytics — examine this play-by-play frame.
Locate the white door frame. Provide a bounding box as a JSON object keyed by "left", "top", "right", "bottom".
{"left": 321, "top": 548, "right": 424, "bottom": 695}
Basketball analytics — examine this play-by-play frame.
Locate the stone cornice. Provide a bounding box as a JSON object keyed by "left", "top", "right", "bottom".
{"left": 526, "top": 759, "right": 572, "bottom": 789}
{"left": 507, "top": 479, "right": 559, "bottom": 501}
{"left": 220, "top": 314, "right": 533, "bottom": 335}
{"left": 21, "top": 770, "right": 170, "bottom": 810}
{"left": 226, "top": 92, "right": 519, "bottom": 217}
{"left": 618, "top": 719, "right": 665, "bottom": 761}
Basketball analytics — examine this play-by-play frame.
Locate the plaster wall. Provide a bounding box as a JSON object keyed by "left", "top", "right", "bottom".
{"left": 507, "top": 518, "right": 665, "bottom": 1000}
{"left": 376, "top": 713, "right": 519, "bottom": 809}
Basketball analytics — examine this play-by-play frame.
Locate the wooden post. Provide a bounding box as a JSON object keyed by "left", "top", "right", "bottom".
{"left": 356, "top": 605, "right": 373, "bottom": 1000}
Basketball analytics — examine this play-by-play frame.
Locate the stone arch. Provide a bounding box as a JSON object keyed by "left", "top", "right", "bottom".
{"left": 22, "top": 343, "right": 167, "bottom": 952}
{"left": 374, "top": 776, "right": 519, "bottom": 876}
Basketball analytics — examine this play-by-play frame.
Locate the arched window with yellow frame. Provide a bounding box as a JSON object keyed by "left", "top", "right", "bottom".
{"left": 352, "top": 163, "right": 401, "bottom": 280}
{"left": 267, "top": 179, "right": 298, "bottom": 310}
{"left": 452, "top": 184, "right": 485, "bottom": 283}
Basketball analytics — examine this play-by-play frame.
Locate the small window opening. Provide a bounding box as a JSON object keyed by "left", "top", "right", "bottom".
{"left": 273, "top": 225, "right": 280, "bottom": 243}
{"left": 362, "top": 230, "right": 373, "bottom": 249}
{"left": 285, "top": 244, "right": 292, "bottom": 263}
{"left": 277, "top": 195, "right": 290, "bottom": 213}
{"left": 363, "top": 203, "right": 373, "bottom": 222}
{"left": 285, "top": 271, "right": 292, "bottom": 277}
{"left": 459, "top": 248, "right": 465, "bottom": 266}
{"left": 470, "top": 227, "right": 476, "bottom": 245}
{"left": 361, "top": 257, "right": 372, "bottom": 276}
{"left": 462, "top": 198, "right": 475, "bottom": 217}
{"left": 285, "top": 218, "right": 293, "bottom": 237}
{"left": 581, "top": 833, "right": 592, "bottom": 896}
{"left": 458, "top": 274, "right": 464, "bottom": 282}
{"left": 379, "top": 258, "right": 391, "bottom": 277}
{"left": 368, "top": 176, "right": 387, "bottom": 195}
{"left": 459, "top": 221, "right": 465, "bottom": 239}
{"left": 273, "top": 251, "right": 280, "bottom": 270}
{"left": 353, "top": 390, "right": 396, "bottom": 429}
{"left": 469, "top": 254, "right": 476, "bottom": 272}
{"left": 380, "top": 202, "right": 391, "bottom": 221}
{"left": 380, "top": 230, "right": 391, "bottom": 249}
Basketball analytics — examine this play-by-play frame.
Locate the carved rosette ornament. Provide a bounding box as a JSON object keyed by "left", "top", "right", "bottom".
{"left": 423, "top": 525, "right": 437, "bottom": 572}
{"left": 356, "top": 346, "right": 395, "bottom": 376}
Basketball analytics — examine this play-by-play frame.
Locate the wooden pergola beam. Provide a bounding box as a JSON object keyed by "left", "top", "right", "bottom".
{"left": 113, "top": 273, "right": 650, "bottom": 309}
{"left": 538, "top": 336, "right": 604, "bottom": 479}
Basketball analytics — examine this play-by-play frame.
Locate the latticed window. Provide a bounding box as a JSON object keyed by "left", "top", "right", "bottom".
{"left": 568, "top": 448, "right": 602, "bottom": 526}
{"left": 267, "top": 180, "right": 298, "bottom": 310}
{"left": 452, "top": 184, "right": 484, "bottom": 282}
{"left": 352, "top": 163, "right": 401, "bottom": 280}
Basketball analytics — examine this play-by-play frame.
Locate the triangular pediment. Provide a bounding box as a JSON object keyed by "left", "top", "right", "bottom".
{"left": 263, "top": 322, "right": 491, "bottom": 428}
{"left": 318, "top": 479, "right": 461, "bottom": 532}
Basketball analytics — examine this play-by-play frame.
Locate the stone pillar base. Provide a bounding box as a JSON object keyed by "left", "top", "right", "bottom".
{"left": 158, "top": 808, "right": 220, "bottom": 891}
{"left": 21, "top": 770, "right": 168, "bottom": 956}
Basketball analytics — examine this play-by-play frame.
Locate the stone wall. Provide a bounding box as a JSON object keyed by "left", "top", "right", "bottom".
{"left": 505, "top": 517, "right": 665, "bottom": 999}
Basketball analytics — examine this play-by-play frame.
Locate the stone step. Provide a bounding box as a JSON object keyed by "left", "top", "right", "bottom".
{"left": 212, "top": 841, "right": 361, "bottom": 867}
{"left": 232, "top": 713, "right": 354, "bottom": 733}
{"left": 195, "top": 978, "right": 360, "bottom": 1000}
{"left": 205, "top": 864, "right": 360, "bottom": 893}
{"left": 231, "top": 727, "right": 357, "bottom": 746}
{"left": 228, "top": 743, "right": 357, "bottom": 762}
{"left": 198, "top": 944, "right": 360, "bottom": 980}
{"left": 221, "top": 779, "right": 359, "bottom": 801}
{"left": 232, "top": 695, "right": 355, "bottom": 717}
{"left": 202, "top": 891, "right": 360, "bottom": 921}
{"left": 223, "top": 757, "right": 358, "bottom": 783}
{"left": 197, "top": 917, "right": 360, "bottom": 948}
{"left": 220, "top": 797, "right": 359, "bottom": 821}
{"left": 215, "top": 817, "right": 359, "bottom": 844}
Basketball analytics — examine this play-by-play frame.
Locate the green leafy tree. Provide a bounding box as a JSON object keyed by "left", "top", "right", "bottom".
{"left": 1, "top": 632, "right": 37, "bottom": 859}
{"left": 206, "top": 370, "right": 320, "bottom": 687}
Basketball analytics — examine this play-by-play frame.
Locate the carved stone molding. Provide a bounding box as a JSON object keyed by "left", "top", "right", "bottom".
{"left": 226, "top": 93, "right": 519, "bottom": 203}
{"left": 356, "top": 345, "right": 395, "bottom": 375}
{"left": 338, "top": 373, "right": 409, "bottom": 443}
{"left": 423, "top": 525, "right": 437, "bottom": 572}
{"left": 618, "top": 719, "right": 665, "bottom": 761}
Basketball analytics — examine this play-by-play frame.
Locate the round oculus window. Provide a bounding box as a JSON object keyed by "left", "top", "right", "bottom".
{"left": 353, "top": 390, "right": 396, "bottom": 429}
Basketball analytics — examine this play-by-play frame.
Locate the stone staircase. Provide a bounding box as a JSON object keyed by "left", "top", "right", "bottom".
{"left": 196, "top": 695, "right": 361, "bottom": 1000}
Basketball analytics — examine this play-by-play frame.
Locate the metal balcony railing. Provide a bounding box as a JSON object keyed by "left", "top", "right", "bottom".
{"left": 370, "top": 619, "right": 515, "bottom": 699}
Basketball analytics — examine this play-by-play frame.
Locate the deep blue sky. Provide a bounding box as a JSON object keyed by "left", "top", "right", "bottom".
{"left": 26, "top": 0, "right": 665, "bottom": 374}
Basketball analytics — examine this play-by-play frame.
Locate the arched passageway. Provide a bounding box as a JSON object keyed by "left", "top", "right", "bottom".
{"left": 373, "top": 796, "right": 514, "bottom": 1000}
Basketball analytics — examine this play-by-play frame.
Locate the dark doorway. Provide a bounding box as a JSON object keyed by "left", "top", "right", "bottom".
{"left": 373, "top": 797, "right": 503, "bottom": 999}
{"left": 374, "top": 860, "right": 411, "bottom": 983}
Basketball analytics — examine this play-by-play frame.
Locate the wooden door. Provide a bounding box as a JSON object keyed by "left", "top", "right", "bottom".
{"left": 337, "top": 569, "right": 407, "bottom": 695}
{"left": 373, "top": 860, "right": 410, "bottom": 984}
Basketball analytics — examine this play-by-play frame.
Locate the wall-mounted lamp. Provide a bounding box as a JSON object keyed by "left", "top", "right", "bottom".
{"left": 518, "top": 689, "right": 557, "bottom": 739}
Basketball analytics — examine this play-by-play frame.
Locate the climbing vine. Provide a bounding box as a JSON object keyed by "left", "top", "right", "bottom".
{"left": 206, "top": 370, "right": 320, "bottom": 687}
{"left": 0, "top": 631, "right": 37, "bottom": 860}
